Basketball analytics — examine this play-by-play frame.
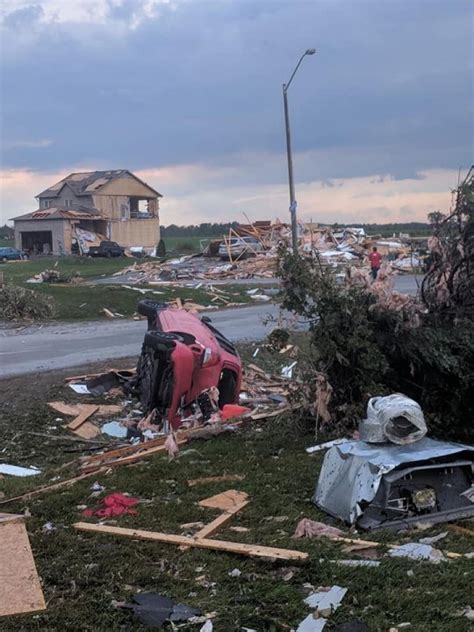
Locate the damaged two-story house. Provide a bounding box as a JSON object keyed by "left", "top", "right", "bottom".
{"left": 12, "top": 170, "right": 162, "bottom": 255}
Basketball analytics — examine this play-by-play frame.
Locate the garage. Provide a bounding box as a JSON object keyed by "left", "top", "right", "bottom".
{"left": 21, "top": 230, "right": 53, "bottom": 254}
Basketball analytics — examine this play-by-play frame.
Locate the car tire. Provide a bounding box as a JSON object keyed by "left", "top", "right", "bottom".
{"left": 137, "top": 299, "right": 168, "bottom": 319}
{"left": 1, "top": 257, "right": 7, "bottom": 262}
{"left": 144, "top": 330, "right": 184, "bottom": 350}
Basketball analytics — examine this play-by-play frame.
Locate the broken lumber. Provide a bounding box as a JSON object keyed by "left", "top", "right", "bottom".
{"left": 0, "top": 514, "right": 46, "bottom": 617}
{"left": 199, "top": 489, "right": 249, "bottom": 511}
{"left": 193, "top": 500, "right": 249, "bottom": 540}
{"left": 447, "top": 524, "right": 474, "bottom": 537}
{"left": 68, "top": 405, "right": 99, "bottom": 431}
{"left": 79, "top": 440, "right": 187, "bottom": 473}
{"left": 73, "top": 522, "right": 308, "bottom": 561}
{"left": 0, "top": 469, "right": 107, "bottom": 505}
{"left": 187, "top": 474, "right": 246, "bottom": 487}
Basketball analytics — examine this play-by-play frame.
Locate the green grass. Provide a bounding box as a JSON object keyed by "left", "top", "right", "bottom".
{"left": 0, "top": 257, "right": 264, "bottom": 320}
{"left": 163, "top": 235, "right": 211, "bottom": 253}
{"left": 0, "top": 347, "right": 472, "bottom": 631}
{"left": 1, "top": 256, "right": 135, "bottom": 284}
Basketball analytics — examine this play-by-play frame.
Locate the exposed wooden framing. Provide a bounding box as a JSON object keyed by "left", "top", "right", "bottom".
{"left": 73, "top": 522, "right": 308, "bottom": 561}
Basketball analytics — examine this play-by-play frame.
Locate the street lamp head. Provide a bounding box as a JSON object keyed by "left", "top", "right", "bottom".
{"left": 305, "top": 48, "right": 316, "bottom": 55}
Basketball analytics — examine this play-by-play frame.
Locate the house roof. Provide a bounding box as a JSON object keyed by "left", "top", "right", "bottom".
{"left": 36, "top": 169, "right": 162, "bottom": 198}
{"left": 11, "top": 206, "right": 107, "bottom": 222}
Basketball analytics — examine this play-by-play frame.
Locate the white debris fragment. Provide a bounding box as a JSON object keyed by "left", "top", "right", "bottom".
{"left": 419, "top": 532, "right": 448, "bottom": 545}
{"left": 68, "top": 383, "right": 91, "bottom": 394}
{"left": 296, "top": 614, "right": 327, "bottom": 632}
{"left": 388, "top": 543, "right": 446, "bottom": 563}
{"left": 306, "top": 438, "right": 350, "bottom": 454}
{"left": 228, "top": 568, "right": 242, "bottom": 578}
{"left": 304, "top": 586, "right": 348, "bottom": 614}
{"left": 0, "top": 464, "right": 41, "bottom": 477}
{"left": 281, "top": 361, "right": 297, "bottom": 379}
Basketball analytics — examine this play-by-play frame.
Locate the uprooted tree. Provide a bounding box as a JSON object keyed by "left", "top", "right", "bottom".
{"left": 277, "top": 168, "right": 474, "bottom": 442}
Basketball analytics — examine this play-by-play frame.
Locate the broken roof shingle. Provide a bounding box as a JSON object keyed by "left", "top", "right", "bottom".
{"left": 36, "top": 170, "right": 162, "bottom": 199}
{"left": 11, "top": 206, "right": 107, "bottom": 221}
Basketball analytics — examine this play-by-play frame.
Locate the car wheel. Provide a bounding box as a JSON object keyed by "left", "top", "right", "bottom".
{"left": 137, "top": 299, "right": 168, "bottom": 319}
{"left": 1, "top": 257, "right": 7, "bottom": 262}
{"left": 144, "top": 330, "right": 184, "bottom": 350}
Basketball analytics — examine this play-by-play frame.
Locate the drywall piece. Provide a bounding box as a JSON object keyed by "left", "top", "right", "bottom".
{"left": 304, "top": 586, "right": 348, "bottom": 613}
{"left": 198, "top": 490, "right": 249, "bottom": 512}
{"left": 296, "top": 614, "right": 327, "bottom": 631}
{"left": 0, "top": 464, "right": 41, "bottom": 477}
{"left": 73, "top": 522, "right": 308, "bottom": 561}
{"left": 0, "top": 514, "right": 46, "bottom": 617}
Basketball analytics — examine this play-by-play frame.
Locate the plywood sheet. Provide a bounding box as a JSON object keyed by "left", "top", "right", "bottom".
{"left": 0, "top": 517, "right": 46, "bottom": 617}
{"left": 198, "top": 490, "right": 249, "bottom": 511}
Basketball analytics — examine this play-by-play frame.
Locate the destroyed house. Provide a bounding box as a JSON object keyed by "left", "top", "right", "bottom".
{"left": 12, "top": 170, "right": 162, "bottom": 254}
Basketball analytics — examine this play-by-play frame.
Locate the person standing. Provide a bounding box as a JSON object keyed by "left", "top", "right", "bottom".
{"left": 368, "top": 246, "right": 382, "bottom": 280}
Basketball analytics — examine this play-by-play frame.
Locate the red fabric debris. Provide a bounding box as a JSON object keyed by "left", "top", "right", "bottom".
{"left": 221, "top": 404, "right": 252, "bottom": 420}
{"left": 82, "top": 493, "right": 139, "bottom": 518}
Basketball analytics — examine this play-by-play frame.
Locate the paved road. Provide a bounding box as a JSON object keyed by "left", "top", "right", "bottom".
{"left": 0, "top": 275, "right": 421, "bottom": 378}
{"left": 0, "top": 305, "right": 283, "bottom": 377}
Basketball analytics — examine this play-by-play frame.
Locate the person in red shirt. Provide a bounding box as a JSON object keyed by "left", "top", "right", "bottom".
{"left": 368, "top": 246, "right": 382, "bottom": 280}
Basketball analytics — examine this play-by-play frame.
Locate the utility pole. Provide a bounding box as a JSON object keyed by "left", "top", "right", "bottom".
{"left": 282, "top": 49, "right": 316, "bottom": 252}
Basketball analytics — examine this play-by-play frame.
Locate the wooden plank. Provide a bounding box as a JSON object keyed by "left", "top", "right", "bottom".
{"left": 72, "top": 421, "right": 100, "bottom": 440}
{"left": 447, "top": 524, "right": 474, "bottom": 537}
{"left": 187, "top": 474, "right": 246, "bottom": 487}
{"left": 68, "top": 405, "right": 99, "bottom": 431}
{"left": 80, "top": 440, "right": 187, "bottom": 473}
{"left": 193, "top": 501, "right": 249, "bottom": 540}
{"left": 73, "top": 522, "right": 308, "bottom": 561}
{"left": 80, "top": 421, "right": 245, "bottom": 471}
{"left": 49, "top": 402, "right": 122, "bottom": 418}
{"left": 0, "top": 518, "right": 46, "bottom": 617}
{"left": 0, "top": 469, "right": 107, "bottom": 505}
{"left": 199, "top": 490, "right": 249, "bottom": 511}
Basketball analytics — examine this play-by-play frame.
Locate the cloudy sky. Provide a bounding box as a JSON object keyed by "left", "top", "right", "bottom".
{"left": 0, "top": 0, "right": 472, "bottom": 226}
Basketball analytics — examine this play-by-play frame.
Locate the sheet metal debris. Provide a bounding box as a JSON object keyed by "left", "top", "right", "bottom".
{"left": 314, "top": 437, "right": 474, "bottom": 528}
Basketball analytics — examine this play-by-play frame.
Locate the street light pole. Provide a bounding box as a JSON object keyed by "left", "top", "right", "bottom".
{"left": 282, "top": 49, "right": 316, "bottom": 252}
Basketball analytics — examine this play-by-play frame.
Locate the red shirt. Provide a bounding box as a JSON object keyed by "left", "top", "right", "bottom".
{"left": 369, "top": 251, "right": 382, "bottom": 268}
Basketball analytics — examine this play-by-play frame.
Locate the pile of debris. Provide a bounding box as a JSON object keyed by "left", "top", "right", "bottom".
{"left": 314, "top": 394, "right": 474, "bottom": 530}
{"left": 26, "top": 268, "right": 82, "bottom": 284}
{"left": 0, "top": 285, "right": 55, "bottom": 320}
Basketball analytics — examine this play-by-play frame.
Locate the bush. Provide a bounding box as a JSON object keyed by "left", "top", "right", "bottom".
{"left": 277, "top": 250, "right": 474, "bottom": 442}
{"left": 0, "top": 285, "right": 55, "bottom": 321}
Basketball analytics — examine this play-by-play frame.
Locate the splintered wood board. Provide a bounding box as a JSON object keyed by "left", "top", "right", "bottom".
{"left": 198, "top": 490, "right": 249, "bottom": 511}
{"left": 0, "top": 516, "right": 46, "bottom": 617}
{"left": 74, "top": 522, "right": 308, "bottom": 562}
{"left": 68, "top": 405, "right": 99, "bottom": 431}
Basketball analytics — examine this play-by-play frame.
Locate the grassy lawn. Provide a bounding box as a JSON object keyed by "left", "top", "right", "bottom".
{"left": 0, "top": 346, "right": 472, "bottom": 631}
{"left": 1, "top": 257, "right": 266, "bottom": 321}
{"left": 163, "top": 235, "right": 211, "bottom": 253}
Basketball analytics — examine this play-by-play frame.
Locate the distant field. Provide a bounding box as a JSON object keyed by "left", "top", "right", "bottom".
{"left": 162, "top": 235, "right": 214, "bottom": 253}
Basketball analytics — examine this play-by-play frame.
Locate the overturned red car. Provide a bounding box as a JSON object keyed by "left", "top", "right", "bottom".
{"left": 134, "top": 300, "right": 242, "bottom": 429}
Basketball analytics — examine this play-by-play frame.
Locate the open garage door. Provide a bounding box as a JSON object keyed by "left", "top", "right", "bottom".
{"left": 21, "top": 231, "right": 53, "bottom": 254}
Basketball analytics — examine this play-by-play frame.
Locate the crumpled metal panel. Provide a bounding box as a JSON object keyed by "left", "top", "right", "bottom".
{"left": 314, "top": 437, "right": 474, "bottom": 524}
